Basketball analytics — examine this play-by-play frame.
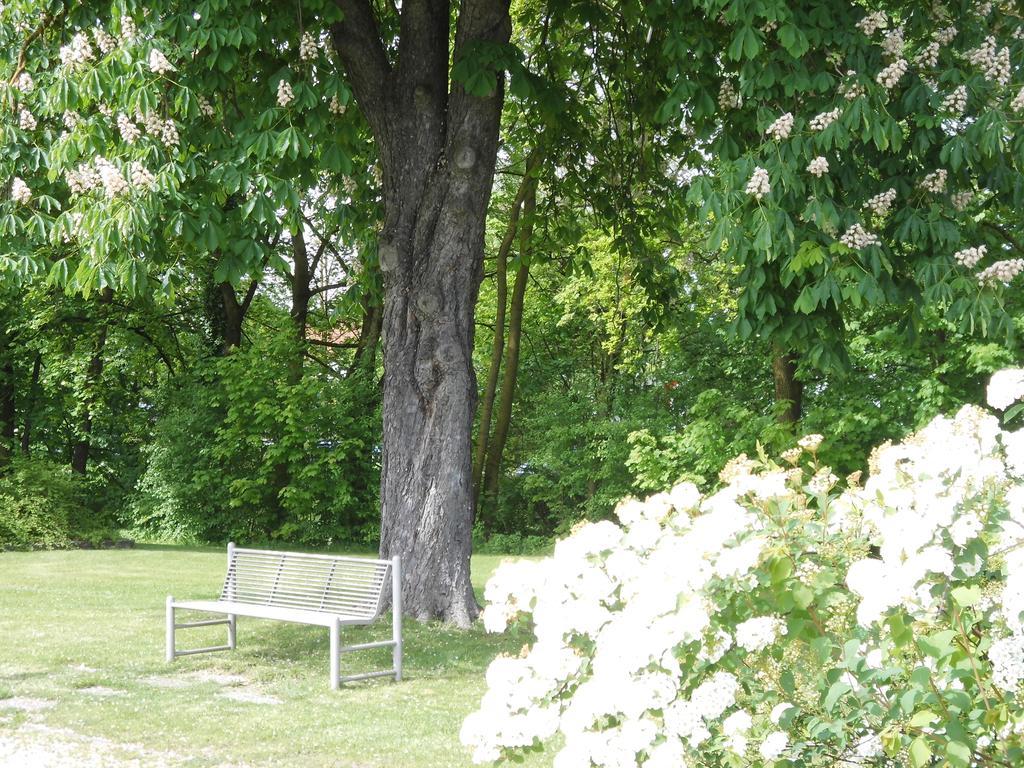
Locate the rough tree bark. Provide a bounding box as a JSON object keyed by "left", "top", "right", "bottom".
{"left": 772, "top": 343, "right": 803, "bottom": 424}
{"left": 481, "top": 178, "right": 535, "bottom": 515}
{"left": 331, "top": 0, "right": 512, "bottom": 625}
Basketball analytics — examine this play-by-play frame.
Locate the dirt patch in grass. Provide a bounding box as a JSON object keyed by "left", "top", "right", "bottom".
{"left": 219, "top": 689, "right": 282, "bottom": 705}
{"left": 0, "top": 697, "right": 54, "bottom": 712}
{"left": 0, "top": 723, "right": 189, "bottom": 767}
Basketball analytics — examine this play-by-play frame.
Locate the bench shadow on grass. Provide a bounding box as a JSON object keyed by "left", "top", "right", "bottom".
{"left": 213, "top": 615, "right": 523, "bottom": 683}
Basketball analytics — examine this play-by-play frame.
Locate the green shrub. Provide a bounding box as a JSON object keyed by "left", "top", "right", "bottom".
{"left": 0, "top": 457, "right": 93, "bottom": 549}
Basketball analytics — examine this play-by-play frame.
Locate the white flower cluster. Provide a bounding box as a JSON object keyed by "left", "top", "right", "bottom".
{"left": 856, "top": 11, "right": 888, "bottom": 37}
{"left": 876, "top": 58, "right": 908, "bottom": 90}
{"left": 277, "top": 80, "right": 294, "bottom": 108}
{"left": 718, "top": 79, "right": 741, "bottom": 111}
{"left": 841, "top": 71, "right": 865, "bottom": 100}
{"left": 15, "top": 72, "right": 33, "bottom": 93}
{"left": 967, "top": 36, "right": 1011, "bottom": 85}
{"left": 915, "top": 41, "right": 940, "bottom": 68}
{"left": 806, "top": 156, "right": 829, "bottom": 177}
{"left": 67, "top": 158, "right": 153, "bottom": 197}
{"left": 59, "top": 32, "right": 95, "bottom": 68}
{"left": 120, "top": 17, "right": 138, "bottom": 43}
{"left": 745, "top": 167, "right": 770, "bottom": 200}
{"left": 136, "top": 112, "right": 179, "bottom": 149}
{"left": 139, "top": 111, "right": 164, "bottom": 137}
{"left": 941, "top": 85, "right": 968, "bottom": 115}
{"left": 881, "top": 26, "right": 904, "bottom": 58}
{"left": 1011, "top": 87, "right": 1024, "bottom": 113}
{"left": 735, "top": 616, "right": 785, "bottom": 651}
{"left": 117, "top": 114, "right": 141, "bottom": 143}
{"left": 988, "top": 369, "right": 1024, "bottom": 411}
{"left": 954, "top": 245, "right": 987, "bottom": 268}
{"left": 18, "top": 109, "right": 36, "bottom": 131}
{"left": 198, "top": 96, "right": 215, "bottom": 118}
{"left": 919, "top": 168, "right": 947, "bottom": 193}
{"left": 935, "top": 25, "right": 958, "bottom": 45}
{"left": 10, "top": 177, "right": 31, "bottom": 205}
{"left": 129, "top": 162, "right": 156, "bottom": 189}
{"left": 977, "top": 259, "right": 1024, "bottom": 286}
{"left": 864, "top": 188, "right": 896, "bottom": 217}
{"left": 63, "top": 111, "right": 81, "bottom": 131}
{"left": 92, "top": 27, "right": 116, "bottom": 55}
{"left": 951, "top": 190, "right": 973, "bottom": 210}
{"left": 840, "top": 223, "right": 880, "bottom": 249}
{"left": 844, "top": 405, "right": 1006, "bottom": 624}
{"left": 160, "top": 120, "right": 179, "bottom": 149}
{"left": 299, "top": 31, "right": 319, "bottom": 62}
{"left": 148, "top": 49, "right": 176, "bottom": 75}
{"left": 329, "top": 96, "right": 346, "bottom": 116}
{"left": 95, "top": 157, "right": 128, "bottom": 197}
{"left": 765, "top": 113, "right": 794, "bottom": 140}
{"left": 808, "top": 108, "right": 840, "bottom": 131}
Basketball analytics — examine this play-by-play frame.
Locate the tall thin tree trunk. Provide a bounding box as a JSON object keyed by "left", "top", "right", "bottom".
{"left": 288, "top": 228, "right": 311, "bottom": 386}
{"left": 351, "top": 297, "right": 382, "bottom": 372}
{"left": 772, "top": 343, "right": 802, "bottom": 424}
{"left": 0, "top": 332, "right": 15, "bottom": 467}
{"left": 71, "top": 289, "right": 113, "bottom": 475}
{"left": 472, "top": 198, "right": 514, "bottom": 507}
{"left": 20, "top": 352, "right": 41, "bottom": 456}
{"left": 473, "top": 153, "right": 540, "bottom": 510}
{"left": 481, "top": 180, "right": 535, "bottom": 514}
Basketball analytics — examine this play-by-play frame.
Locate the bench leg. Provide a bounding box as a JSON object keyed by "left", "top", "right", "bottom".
{"left": 165, "top": 596, "right": 176, "bottom": 662}
{"left": 228, "top": 614, "right": 236, "bottom": 650}
{"left": 392, "top": 556, "right": 402, "bottom": 682}
{"left": 330, "top": 618, "right": 341, "bottom": 691}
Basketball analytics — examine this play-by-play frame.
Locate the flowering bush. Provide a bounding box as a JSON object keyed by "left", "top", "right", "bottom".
{"left": 463, "top": 369, "right": 1024, "bottom": 768}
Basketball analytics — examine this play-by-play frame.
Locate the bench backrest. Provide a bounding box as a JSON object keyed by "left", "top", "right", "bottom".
{"left": 220, "top": 545, "right": 392, "bottom": 619}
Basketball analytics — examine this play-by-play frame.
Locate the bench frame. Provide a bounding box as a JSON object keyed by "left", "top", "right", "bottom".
{"left": 165, "top": 543, "right": 402, "bottom": 690}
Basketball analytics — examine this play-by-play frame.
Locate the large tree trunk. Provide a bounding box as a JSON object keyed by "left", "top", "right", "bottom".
{"left": 71, "top": 289, "right": 113, "bottom": 475}
{"left": 772, "top": 343, "right": 803, "bottom": 424}
{"left": 481, "top": 180, "right": 535, "bottom": 516}
{"left": 332, "top": 0, "right": 511, "bottom": 626}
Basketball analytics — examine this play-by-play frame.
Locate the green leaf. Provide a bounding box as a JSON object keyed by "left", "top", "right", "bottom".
{"left": 792, "top": 583, "right": 813, "bottom": 609}
{"left": 908, "top": 710, "right": 939, "bottom": 728}
{"left": 823, "top": 680, "right": 851, "bottom": 712}
{"left": 951, "top": 586, "right": 981, "bottom": 608}
{"left": 909, "top": 737, "right": 932, "bottom": 768}
{"left": 945, "top": 740, "right": 971, "bottom": 768}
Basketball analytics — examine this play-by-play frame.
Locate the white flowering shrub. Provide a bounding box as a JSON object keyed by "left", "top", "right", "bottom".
{"left": 464, "top": 369, "right": 1024, "bottom": 768}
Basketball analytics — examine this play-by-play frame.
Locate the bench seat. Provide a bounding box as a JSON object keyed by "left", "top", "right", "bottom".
{"left": 165, "top": 543, "right": 402, "bottom": 689}
{"left": 172, "top": 599, "right": 375, "bottom": 628}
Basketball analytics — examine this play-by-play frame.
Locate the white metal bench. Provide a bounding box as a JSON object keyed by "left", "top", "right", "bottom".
{"left": 165, "top": 543, "right": 402, "bottom": 689}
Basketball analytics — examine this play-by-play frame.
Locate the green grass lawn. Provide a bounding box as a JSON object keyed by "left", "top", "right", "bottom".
{"left": 0, "top": 546, "right": 549, "bottom": 767}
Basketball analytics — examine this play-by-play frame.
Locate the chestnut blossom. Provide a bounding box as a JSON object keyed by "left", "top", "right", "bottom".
{"left": 745, "top": 167, "right": 770, "bottom": 200}
{"left": 806, "top": 156, "right": 829, "bottom": 177}
{"left": 839, "top": 223, "right": 880, "bottom": 249}
{"left": 277, "top": 79, "right": 295, "bottom": 108}
{"left": 148, "top": 49, "right": 176, "bottom": 75}
{"left": 18, "top": 109, "right": 37, "bottom": 131}
{"left": 10, "top": 177, "right": 31, "bottom": 205}
{"left": 764, "top": 112, "right": 794, "bottom": 141}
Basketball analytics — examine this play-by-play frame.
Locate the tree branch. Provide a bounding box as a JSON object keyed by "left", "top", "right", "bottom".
{"left": 330, "top": 0, "right": 394, "bottom": 138}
